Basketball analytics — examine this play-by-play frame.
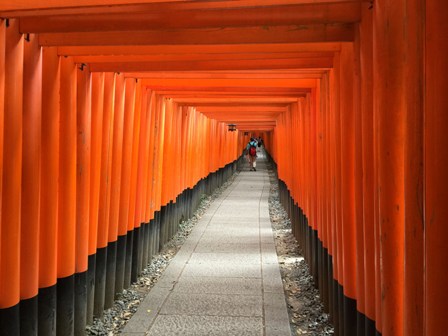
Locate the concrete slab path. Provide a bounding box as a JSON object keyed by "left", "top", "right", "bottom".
{"left": 122, "top": 152, "right": 291, "bottom": 336}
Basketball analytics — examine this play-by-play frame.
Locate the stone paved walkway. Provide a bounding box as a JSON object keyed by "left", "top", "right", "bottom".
{"left": 122, "top": 152, "right": 291, "bottom": 336}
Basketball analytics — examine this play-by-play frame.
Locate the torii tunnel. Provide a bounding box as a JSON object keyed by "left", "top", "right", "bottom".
{"left": 0, "top": 1, "right": 447, "bottom": 335}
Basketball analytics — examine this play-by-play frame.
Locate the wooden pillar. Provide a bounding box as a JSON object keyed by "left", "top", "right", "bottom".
{"left": 0, "top": 20, "right": 4, "bottom": 226}
{"left": 75, "top": 63, "right": 91, "bottom": 335}
{"left": 339, "top": 43, "right": 357, "bottom": 335}
{"left": 0, "top": 18, "right": 23, "bottom": 335}
{"left": 322, "top": 73, "right": 333, "bottom": 316}
{"left": 94, "top": 72, "right": 115, "bottom": 317}
{"left": 57, "top": 55, "right": 77, "bottom": 336}
{"left": 373, "top": 1, "right": 406, "bottom": 335}
{"left": 131, "top": 88, "right": 149, "bottom": 279}
{"left": 425, "top": 1, "right": 448, "bottom": 335}
{"left": 105, "top": 73, "right": 125, "bottom": 309}
{"left": 87, "top": 72, "right": 104, "bottom": 323}
{"left": 38, "top": 46, "right": 60, "bottom": 336}
{"left": 124, "top": 81, "right": 141, "bottom": 288}
{"left": 353, "top": 26, "right": 365, "bottom": 335}
{"left": 145, "top": 89, "right": 157, "bottom": 224}
{"left": 403, "top": 0, "right": 425, "bottom": 335}
{"left": 333, "top": 52, "right": 345, "bottom": 335}
{"left": 141, "top": 91, "right": 154, "bottom": 268}
{"left": 20, "top": 32, "right": 42, "bottom": 336}
{"left": 329, "top": 63, "right": 341, "bottom": 333}
{"left": 115, "top": 78, "right": 136, "bottom": 294}
{"left": 359, "top": 4, "right": 376, "bottom": 334}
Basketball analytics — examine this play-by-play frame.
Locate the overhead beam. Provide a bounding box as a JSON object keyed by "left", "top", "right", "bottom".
{"left": 19, "top": 3, "right": 361, "bottom": 33}
{"left": 195, "top": 106, "right": 287, "bottom": 113}
{"left": 234, "top": 126, "right": 275, "bottom": 131}
{"left": 58, "top": 43, "right": 342, "bottom": 56}
{"left": 1, "top": 1, "right": 367, "bottom": 16}
{"left": 39, "top": 24, "right": 355, "bottom": 46}
{"left": 200, "top": 115, "right": 281, "bottom": 121}
{"left": 200, "top": 110, "right": 284, "bottom": 115}
{"left": 160, "top": 93, "right": 307, "bottom": 99}
{"left": 123, "top": 70, "right": 327, "bottom": 80}
{"left": 147, "top": 87, "right": 309, "bottom": 99}
{"left": 172, "top": 97, "right": 296, "bottom": 103}
{"left": 88, "top": 57, "right": 333, "bottom": 72}
{"left": 149, "top": 87, "right": 310, "bottom": 94}
{"left": 140, "top": 78, "right": 317, "bottom": 89}
{"left": 216, "top": 121, "right": 277, "bottom": 126}
{"left": 201, "top": 118, "right": 278, "bottom": 124}
{"left": 201, "top": 115, "right": 279, "bottom": 120}
{"left": 72, "top": 52, "right": 335, "bottom": 64}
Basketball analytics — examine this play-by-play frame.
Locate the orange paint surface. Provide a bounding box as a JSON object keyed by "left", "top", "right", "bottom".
{"left": 0, "top": 4, "right": 443, "bottom": 335}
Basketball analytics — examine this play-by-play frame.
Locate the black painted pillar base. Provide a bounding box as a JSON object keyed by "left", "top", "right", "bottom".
{"left": 105, "top": 242, "right": 117, "bottom": 309}
{"left": 328, "top": 256, "right": 334, "bottom": 319}
{"left": 186, "top": 189, "right": 192, "bottom": 219}
{"left": 137, "top": 223, "right": 144, "bottom": 275}
{"left": 57, "top": 274, "right": 75, "bottom": 336}
{"left": 86, "top": 254, "right": 96, "bottom": 325}
{"left": 365, "top": 315, "right": 376, "bottom": 336}
{"left": 115, "top": 234, "right": 127, "bottom": 295}
{"left": 0, "top": 302, "right": 20, "bottom": 336}
{"left": 343, "top": 295, "right": 357, "bottom": 336}
{"left": 20, "top": 296, "right": 38, "bottom": 336}
{"left": 357, "top": 311, "right": 366, "bottom": 336}
{"left": 332, "top": 279, "right": 340, "bottom": 336}
{"left": 317, "top": 238, "right": 323, "bottom": 292}
{"left": 167, "top": 201, "right": 173, "bottom": 244}
{"left": 93, "top": 247, "right": 107, "bottom": 318}
{"left": 321, "top": 247, "right": 329, "bottom": 311}
{"left": 167, "top": 202, "right": 173, "bottom": 240}
{"left": 155, "top": 211, "right": 161, "bottom": 254}
{"left": 131, "top": 226, "right": 141, "bottom": 283}
{"left": 74, "top": 271, "right": 87, "bottom": 336}
{"left": 38, "top": 284, "right": 57, "bottom": 336}
{"left": 147, "top": 219, "right": 154, "bottom": 262}
{"left": 124, "top": 231, "right": 133, "bottom": 288}
{"left": 159, "top": 205, "right": 168, "bottom": 251}
{"left": 142, "top": 223, "right": 150, "bottom": 269}
{"left": 338, "top": 283, "right": 344, "bottom": 335}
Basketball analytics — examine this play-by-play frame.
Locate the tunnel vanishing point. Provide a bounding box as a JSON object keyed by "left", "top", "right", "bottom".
{"left": 0, "top": 1, "right": 447, "bottom": 335}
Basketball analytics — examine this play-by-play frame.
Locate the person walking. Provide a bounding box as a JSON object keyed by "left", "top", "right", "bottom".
{"left": 246, "top": 137, "right": 258, "bottom": 171}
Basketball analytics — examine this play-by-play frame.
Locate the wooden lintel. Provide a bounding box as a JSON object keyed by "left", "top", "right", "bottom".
{"left": 122, "top": 70, "right": 326, "bottom": 80}
{"left": 87, "top": 57, "right": 333, "bottom": 72}
{"left": 19, "top": 3, "right": 361, "bottom": 33}
{"left": 193, "top": 106, "right": 287, "bottom": 112}
{"left": 39, "top": 24, "right": 355, "bottom": 47}
{"left": 72, "top": 52, "right": 335, "bottom": 64}
{"left": 2, "top": 1, "right": 367, "bottom": 17}
{"left": 139, "top": 78, "right": 317, "bottom": 89}
{"left": 58, "top": 43, "right": 342, "bottom": 56}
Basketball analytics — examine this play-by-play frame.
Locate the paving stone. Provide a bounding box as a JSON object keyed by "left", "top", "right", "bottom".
{"left": 147, "top": 315, "right": 263, "bottom": 336}
{"left": 181, "top": 260, "right": 262, "bottom": 278}
{"left": 262, "top": 263, "right": 286, "bottom": 294}
{"left": 172, "top": 276, "right": 262, "bottom": 296}
{"left": 121, "top": 286, "right": 171, "bottom": 333}
{"left": 194, "top": 241, "right": 260, "bottom": 253}
{"left": 264, "top": 292, "right": 292, "bottom": 336}
{"left": 188, "top": 252, "right": 261, "bottom": 265}
{"left": 160, "top": 292, "right": 263, "bottom": 317}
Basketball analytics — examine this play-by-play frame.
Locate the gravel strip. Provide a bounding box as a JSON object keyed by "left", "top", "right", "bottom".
{"left": 268, "top": 168, "right": 334, "bottom": 336}
{"left": 87, "top": 166, "right": 334, "bottom": 335}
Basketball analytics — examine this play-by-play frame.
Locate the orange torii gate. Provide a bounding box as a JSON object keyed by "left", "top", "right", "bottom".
{"left": 0, "top": 1, "right": 447, "bottom": 336}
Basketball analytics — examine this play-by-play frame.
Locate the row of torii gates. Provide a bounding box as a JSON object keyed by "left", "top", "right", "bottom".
{"left": 0, "top": 1, "right": 447, "bottom": 336}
